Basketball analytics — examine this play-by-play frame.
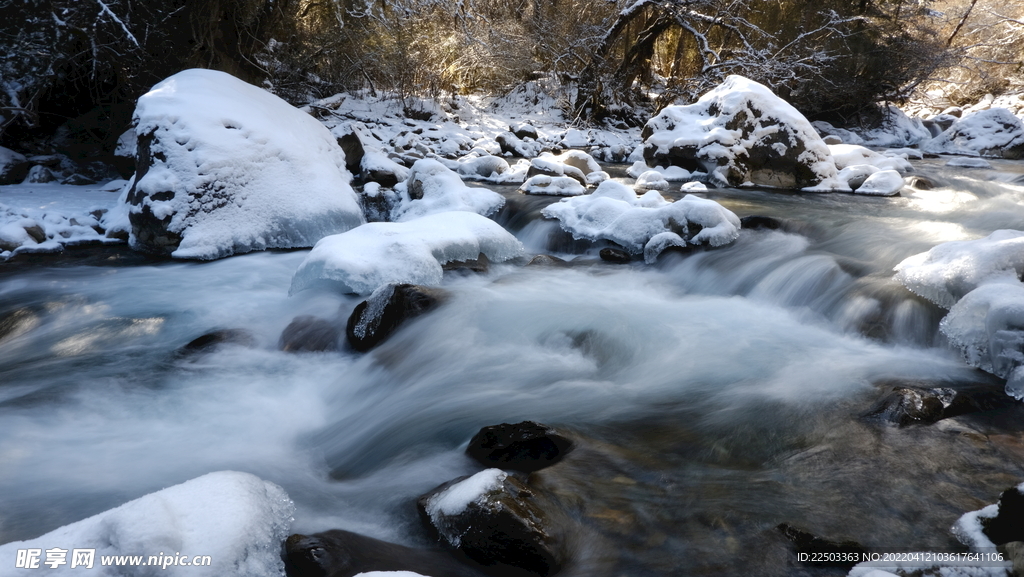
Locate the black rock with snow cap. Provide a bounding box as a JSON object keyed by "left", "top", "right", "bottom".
{"left": 417, "top": 470, "right": 564, "bottom": 577}
{"left": 467, "top": 421, "right": 574, "bottom": 472}
{"left": 346, "top": 284, "right": 446, "bottom": 352}
{"left": 981, "top": 485, "right": 1024, "bottom": 544}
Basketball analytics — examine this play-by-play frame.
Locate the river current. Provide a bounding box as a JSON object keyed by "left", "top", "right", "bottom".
{"left": 2, "top": 159, "right": 1024, "bottom": 576}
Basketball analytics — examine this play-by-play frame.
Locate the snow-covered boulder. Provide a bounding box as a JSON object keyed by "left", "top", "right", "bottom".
{"left": 633, "top": 170, "right": 670, "bottom": 192}
{"left": 541, "top": 180, "right": 740, "bottom": 261}
{"left": 519, "top": 175, "right": 587, "bottom": 196}
{"left": 496, "top": 132, "right": 543, "bottom": 157}
{"left": 641, "top": 75, "right": 837, "bottom": 189}
{"left": 290, "top": 211, "right": 524, "bottom": 295}
{"left": 827, "top": 144, "right": 912, "bottom": 173}
{"left": 526, "top": 153, "right": 588, "bottom": 187}
{"left": 123, "top": 69, "right": 364, "bottom": 260}
{"left": 923, "top": 108, "right": 1024, "bottom": 159}
{"left": 894, "top": 230, "right": 1024, "bottom": 309}
{"left": 626, "top": 161, "right": 692, "bottom": 181}
{"left": 448, "top": 154, "right": 517, "bottom": 183}
{"left": 0, "top": 471, "right": 293, "bottom": 576}
{"left": 854, "top": 170, "right": 905, "bottom": 196}
{"left": 393, "top": 159, "right": 504, "bottom": 222}
{"left": 946, "top": 157, "right": 992, "bottom": 169}
{"left": 0, "top": 146, "right": 29, "bottom": 185}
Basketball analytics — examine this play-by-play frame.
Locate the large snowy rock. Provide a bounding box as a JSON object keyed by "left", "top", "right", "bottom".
{"left": 124, "top": 69, "right": 364, "bottom": 259}
{"left": 922, "top": 108, "right": 1024, "bottom": 159}
{"left": 812, "top": 106, "right": 931, "bottom": 148}
{"left": 0, "top": 471, "right": 294, "bottom": 576}
{"left": 641, "top": 76, "right": 837, "bottom": 189}
{"left": 290, "top": 211, "right": 524, "bottom": 295}
{"left": 541, "top": 180, "right": 740, "bottom": 261}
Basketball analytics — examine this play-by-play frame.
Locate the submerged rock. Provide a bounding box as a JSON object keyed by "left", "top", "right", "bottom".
{"left": 865, "top": 380, "right": 1013, "bottom": 427}
{"left": 599, "top": 248, "right": 632, "bottom": 263}
{"left": 177, "top": 329, "right": 257, "bottom": 356}
{"left": 777, "top": 523, "right": 866, "bottom": 567}
{"left": 466, "top": 421, "right": 574, "bottom": 472}
{"left": 284, "top": 530, "right": 484, "bottom": 577}
{"left": 526, "top": 254, "right": 568, "bottom": 267}
{"left": 345, "top": 284, "right": 447, "bottom": 352}
{"left": 280, "top": 316, "right": 341, "bottom": 352}
{"left": 418, "top": 469, "right": 564, "bottom": 576}
{"left": 740, "top": 215, "right": 785, "bottom": 231}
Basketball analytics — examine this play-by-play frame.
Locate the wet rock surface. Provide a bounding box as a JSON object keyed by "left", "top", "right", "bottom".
{"left": 599, "top": 248, "right": 631, "bottom": 263}
{"left": 283, "top": 529, "right": 485, "bottom": 577}
{"left": 346, "top": 284, "right": 447, "bottom": 352}
{"left": 865, "top": 380, "right": 1014, "bottom": 427}
{"left": 467, "top": 421, "right": 575, "bottom": 472}
{"left": 776, "top": 523, "right": 866, "bottom": 567}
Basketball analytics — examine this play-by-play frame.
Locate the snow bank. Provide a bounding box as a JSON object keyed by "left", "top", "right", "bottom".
{"left": 0, "top": 184, "right": 125, "bottom": 259}
{"left": 392, "top": 159, "right": 505, "bottom": 222}
{"left": 290, "top": 211, "right": 524, "bottom": 295}
{"left": 541, "top": 180, "right": 740, "bottom": 258}
{"left": 0, "top": 471, "right": 294, "bottom": 576}
{"left": 894, "top": 230, "right": 1024, "bottom": 309}
{"left": 642, "top": 75, "right": 837, "bottom": 189}
{"left": 813, "top": 106, "right": 931, "bottom": 148}
{"left": 125, "top": 68, "right": 364, "bottom": 260}
{"left": 923, "top": 108, "right": 1024, "bottom": 159}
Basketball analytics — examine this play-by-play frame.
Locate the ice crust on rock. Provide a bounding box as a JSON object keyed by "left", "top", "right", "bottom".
{"left": 124, "top": 68, "right": 364, "bottom": 259}
{"left": 923, "top": 108, "right": 1024, "bottom": 159}
{"left": 0, "top": 471, "right": 294, "bottom": 576}
{"left": 541, "top": 180, "right": 740, "bottom": 254}
{"left": 423, "top": 468, "right": 508, "bottom": 519}
{"left": 894, "top": 230, "right": 1024, "bottom": 309}
{"left": 642, "top": 75, "right": 837, "bottom": 189}
{"left": 393, "top": 159, "right": 505, "bottom": 222}
{"left": 290, "top": 211, "right": 524, "bottom": 295}
{"left": 941, "top": 283, "right": 1024, "bottom": 391}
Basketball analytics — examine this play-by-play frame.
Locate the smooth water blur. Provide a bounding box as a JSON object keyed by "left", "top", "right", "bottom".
{"left": 2, "top": 159, "right": 1024, "bottom": 575}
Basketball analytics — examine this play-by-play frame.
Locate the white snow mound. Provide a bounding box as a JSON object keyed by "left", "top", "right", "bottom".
{"left": 0, "top": 471, "right": 294, "bottom": 576}
{"left": 894, "top": 230, "right": 1024, "bottom": 309}
{"left": 125, "top": 68, "right": 363, "bottom": 260}
{"left": 393, "top": 159, "right": 505, "bottom": 222}
{"left": 541, "top": 180, "right": 740, "bottom": 255}
{"left": 923, "top": 108, "right": 1024, "bottom": 158}
{"left": 290, "top": 211, "right": 524, "bottom": 295}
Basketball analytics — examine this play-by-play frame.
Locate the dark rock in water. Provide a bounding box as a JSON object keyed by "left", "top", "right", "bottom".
{"left": 363, "top": 167, "right": 402, "bottom": 188}
{"left": 283, "top": 529, "right": 485, "bottom": 577}
{"left": 777, "top": 523, "right": 866, "bottom": 567}
{"left": 599, "top": 248, "right": 631, "bottom": 263}
{"left": 982, "top": 486, "right": 1024, "bottom": 545}
{"left": 511, "top": 122, "right": 539, "bottom": 141}
{"left": 526, "top": 161, "right": 587, "bottom": 187}
{"left": 907, "top": 175, "right": 937, "bottom": 190}
{"left": 335, "top": 130, "right": 365, "bottom": 175}
{"left": 467, "top": 421, "right": 574, "bottom": 472}
{"left": 280, "top": 316, "right": 340, "bottom": 352}
{"left": 526, "top": 254, "right": 568, "bottom": 267}
{"left": 177, "top": 329, "right": 257, "bottom": 356}
{"left": 867, "top": 387, "right": 946, "bottom": 426}
{"left": 346, "top": 284, "right": 446, "bottom": 352}
{"left": 865, "top": 381, "right": 1013, "bottom": 427}
{"left": 443, "top": 252, "right": 490, "bottom": 274}
{"left": 418, "top": 471, "right": 564, "bottom": 576}
{"left": 740, "top": 215, "right": 784, "bottom": 231}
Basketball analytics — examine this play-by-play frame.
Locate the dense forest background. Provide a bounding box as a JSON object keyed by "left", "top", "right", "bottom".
{"left": 1, "top": 0, "right": 1022, "bottom": 157}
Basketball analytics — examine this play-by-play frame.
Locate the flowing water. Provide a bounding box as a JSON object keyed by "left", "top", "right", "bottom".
{"left": 2, "top": 159, "right": 1024, "bottom": 576}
